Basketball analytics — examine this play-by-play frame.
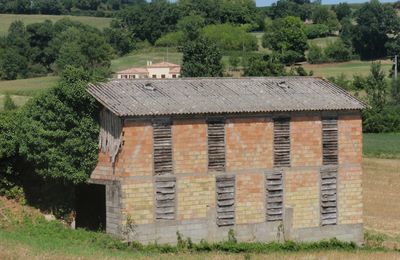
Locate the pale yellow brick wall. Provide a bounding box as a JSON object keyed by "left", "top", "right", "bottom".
{"left": 338, "top": 165, "right": 363, "bottom": 225}
{"left": 177, "top": 176, "right": 215, "bottom": 220}
{"left": 235, "top": 173, "right": 265, "bottom": 224}
{"left": 121, "top": 180, "right": 154, "bottom": 225}
{"left": 285, "top": 168, "right": 320, "bottom": 228}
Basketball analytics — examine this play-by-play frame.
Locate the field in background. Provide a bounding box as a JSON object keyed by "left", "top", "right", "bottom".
{"left": 111, "top": 47, "right": 182, "bottom": 72}
{"left": 363, "top": 158, "right": 400, "bottom": 236}
{"left": 363, "top": 133, "right": 400, "bottom": 159}
{"left": 303, "top": 60, "right": 392, "bottom": 78}
{"left": 308, "top": 36, "right": 338, "bottom": 48}
{"left": 0, "top": 14, "right": 112, "bottom": 35}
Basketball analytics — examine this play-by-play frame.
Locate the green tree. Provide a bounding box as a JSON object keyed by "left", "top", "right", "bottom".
{"left": 18, "top": 66, "right": 100, "bottom": 184}
{"left": 333, "top": 2, "right": 352, "bottom": 21}
{"left": 365, "top": 63, "right": 387, "bottom": 111}
{"left": 181, "top": 37, "right": 223, "bottom": 77}
{"left": 104, "top": 23, "right": 135, "bottom": 55}
{"left": 0, "top": 48, "right": 28, "bottom": 80}
{"left": 177, "top": 15, "right": 205, "bottom": 41}
{"left": 312, "top": 5, "right": 340, "bottom": 33}
{"left": 243, "top": 54, "right": 286, "bottom": 76}
{"left": 262, "top": 16, "right": 308, "bottom": 64}
{"left": 352, "top": 0, "right": 399, "bottom": 60}
{"left": 324, "top": 39, "right": 352, "bottom": 62}
{"left": 115, "top": 1, "right": 180, "bottom": 44}
{"left": 6, "top": 20, "right": 30, "bottom": 57}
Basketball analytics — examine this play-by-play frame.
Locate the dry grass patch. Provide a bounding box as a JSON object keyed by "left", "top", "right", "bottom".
{"left": 363, "top": 158, "right": 400, "bottom": 236}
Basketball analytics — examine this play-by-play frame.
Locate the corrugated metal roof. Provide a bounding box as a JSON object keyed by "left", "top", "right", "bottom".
{"left": 87, "top": 77, "right": 365, "bottom": 117}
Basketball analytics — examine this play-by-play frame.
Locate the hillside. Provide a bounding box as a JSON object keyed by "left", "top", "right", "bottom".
{"left": 0, "top": 14, "right": 111, "bottom": 35}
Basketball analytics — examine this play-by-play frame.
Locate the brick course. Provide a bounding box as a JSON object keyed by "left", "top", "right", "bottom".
{"left": 285, "top": 168, "right": 320, "bottom": 229}
{"left": 291, "top": 116, "right": 322, "bottom": 167}
{"left": 226, "top": 118, "right": 273, "bottom": 171}
{"left": 235, "top": 173, "right": 265, "bottom": 224}
{"left": 119, "top": 121, "right": 153, "bottom": 177}
{"left": 172, "top": 120, "right": 208, "bottom": 174}
{"left": 338, "top": 114, "right": 362, "bottom": 165}
{"left": 121, "top": 180, "right": 154, "bottom": 225}
{"left": 338, "top": 165, "right": 363, "bottom": 225}
{"left": 177, "top": 176, "right": 215, "bottom": 220}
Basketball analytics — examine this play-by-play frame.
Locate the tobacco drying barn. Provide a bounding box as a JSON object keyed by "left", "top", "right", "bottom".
{"left": 87, "top": 77, "right": 364, "bottom": 244}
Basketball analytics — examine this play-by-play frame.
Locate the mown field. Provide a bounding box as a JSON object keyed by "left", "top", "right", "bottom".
{"left": 0, "top": 14, "right": 112, "bottom": 35}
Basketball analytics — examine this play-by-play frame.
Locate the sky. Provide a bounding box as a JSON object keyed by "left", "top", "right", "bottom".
{"left": 255, "top": 0, "right": 398, "bottom": 6}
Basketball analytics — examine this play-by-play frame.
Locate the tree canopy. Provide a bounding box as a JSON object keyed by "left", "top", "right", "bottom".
{"left": 181, "top": 37, "right": 223, "bottom": 77}
{"left": 262, "top": 16, "right": 308, "bottom": 64}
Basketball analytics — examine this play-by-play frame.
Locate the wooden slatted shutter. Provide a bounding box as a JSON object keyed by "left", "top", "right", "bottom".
{"left": 266, "top": 169, "right": 284, "bottom": 221}
{"left": 216, "top": 175, "right": 235, "bottom": 226}
{"left": 320, "top": 118, "right": 338, "bottom": 226}
{"left": 322, "top": 118, "right": 338, "bottom": 165}
{"left": 155, "top": 176, "right": 176, "bottom": 220}
{"left": 320, "top": 166, "right": 337, "bottom": 226}
{"left": 273, "top": 118, "right": 291, "bottom": 167}
{"left": 208, "top": 120, "right": 225, "bottom": 172}
{"left": 153, "top": 120, "right": 173, "bottom": 176}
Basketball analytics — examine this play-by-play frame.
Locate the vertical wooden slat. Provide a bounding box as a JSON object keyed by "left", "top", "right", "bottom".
{"left": 216, "top": 175, "right": 235, "bottom": 226}
{"left": 273, "top": 118, "right": 291, "bottom": 167}
{"left": 155, "top": 176, "right": 176, "bottom": 220}
{"left": 322, "top": 118, "right": 338, "bottom": 165}
{"left": 266, "top": 169, "right": 284, "bottom": 221}
{"left": 153, "top": 120, "right": 173, "bottom": 176}
{"left": 208, "top": 120, "right": 225, "bottom": 172}
{"left": 99, "top": 108, "right": 122, "bottom": 163}
{"left": 320, "top": 166, "right": 337, "bottom": 226}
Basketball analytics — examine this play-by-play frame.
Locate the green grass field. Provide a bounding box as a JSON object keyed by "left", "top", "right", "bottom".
{"left": 303, "top": 60, "right": 392, "bottom": 78}
{"left": 308, "top": 36, "right": 339, "bottom": 48}
{"left": 111, "top": 47, "right": 182, "bottom": 72}
{"left": 0, "top": 76, "right": 58, "bottom": 96}
{"left": 0, "top": 14, "right": 112, "bottom": 35}
{"left": 363, "top": 133, "right": 400, "bottom": 159}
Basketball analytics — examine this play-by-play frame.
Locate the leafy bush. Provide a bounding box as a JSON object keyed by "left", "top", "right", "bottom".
{"left": 363, "top": 105, "right": 400, "bottom": 133}
{"left": 201, "top": 23, "right": 258, "bottom": 51}
{"left": 328, "top": 74, "right": 352, "bottom": 90}
{"left": 325, "top": 39, "right": 352, "bottom": 62}
{"left": 243, "top": 54, "right": 286, "bottom": 76}
{"left": 305, "top": 24, "right": 330, "bottom": 39}
{"left": 307, "top": 44, "right": 327, "bottom": 64}
{"left": 155, "top": 31, "right": 185, "bottom": 47}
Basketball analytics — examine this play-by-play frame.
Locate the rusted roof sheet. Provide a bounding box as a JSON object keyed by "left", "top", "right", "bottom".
{"left": 87, "top": 77, "right": 365, "bottom": 117}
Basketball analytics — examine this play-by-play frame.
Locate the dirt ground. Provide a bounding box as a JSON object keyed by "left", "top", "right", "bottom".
{"left": 363, "top": 158, "right": 400, "bottom": 236}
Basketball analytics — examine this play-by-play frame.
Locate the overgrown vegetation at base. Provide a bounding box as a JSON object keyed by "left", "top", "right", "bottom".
{"left": 0, "top": 196, "right": 385, "bottom": 256}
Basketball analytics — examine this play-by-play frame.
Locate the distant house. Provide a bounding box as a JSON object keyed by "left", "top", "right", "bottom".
{"left": 88, "top": 77, "right": 364, "bottom": 244}
{"left": 116, "top": 61, "right": 181, "bottom": 79}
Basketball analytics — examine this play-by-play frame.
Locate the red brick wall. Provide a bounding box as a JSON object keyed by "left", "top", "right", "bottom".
{"left": 338, "top": 114, "right": 362, "bottom": 165}
{"left": 118, "top": 121, "right": 153, "bottom": 177}
{"left": 172, "top": 119, "right": 208, "bottom": 174}
{"left": 291, "top": 115, "right": 322, "bottom": 167}
{"left": 226, "top": 118, "right": 273, "bottom": 171}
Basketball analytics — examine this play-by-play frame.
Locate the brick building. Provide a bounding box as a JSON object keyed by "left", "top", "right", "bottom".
{"left": 87, "top": 77, "right": 365, "bottom": 244}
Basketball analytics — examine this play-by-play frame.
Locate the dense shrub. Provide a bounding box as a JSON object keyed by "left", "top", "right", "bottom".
{"left": 307, "top": 44, "right": 327, "bottom": 64}
{"left": 304, "top": 24, "right": 330, "bottom": 39}
{"left": 324, "top": 39, "right": 352, "bottom": 62}
{"left": 363, "top": 106, "right": 400, "bottom": 133}
{"left": 201, "top": 24, "right": 258, "bottom": 51}
{"left": 243, "top": 54, "right": 286, "bottom": 76}
{"left": 155, "top": 31, "right": 185, "bottom": 47}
